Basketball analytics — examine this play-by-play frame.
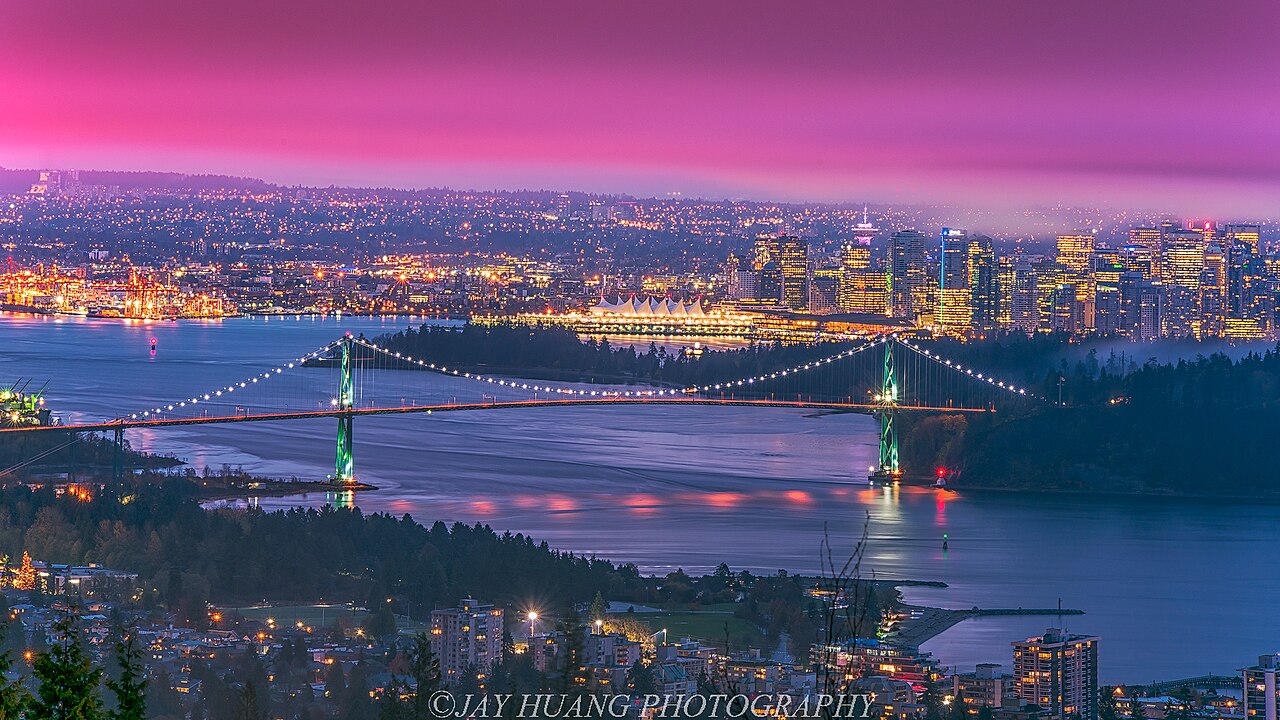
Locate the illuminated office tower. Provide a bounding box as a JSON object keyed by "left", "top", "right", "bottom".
{"left": 1226, "top": 242, "right": 1273, "bottom": 339}
{"left": 940, "top": 228, "right": 969, "bottom": 288}
{"left": 1128, "top": 226, "right": 1162, "bottom": 277}
{"left": 1162, "top": 229, "right": 1207, "bottom": 338}
{"left": 1137, "top": 282, "right": 1164, "bottom": 341}
{"left": 1120, "top": 244, "right": 1157, "bottom": 280}
{"left": 841, "top": 241, "right": 871, "bottom": 270}
{"left": 968, "top": 234, "right": 998, "bottom": 336}
{"left": 1202, "top": 242, "right": 1227, "bottom": 337}
{"left": 936, "top": 228, "right": 972, "bottom": 336}
{"left": 1010, "top": 261, "right": 1039, "bottom": 333}
{"left": 1056, "top": 233, "right": 1095, "bottom": 274}
{"left": 1049, "top": 284, "right": 1082, "bottom": 335}
{"left": 1092, "top": 284, "right": 1121, "bottom": 335}
{"left": 996, "top": 257, "right": 1015, "bottom": 329}
{"left": 889, "top": 230, "right": 930, "bottom": 319}
{"left": 752, "top": 236, "right": 784, "bottom": 305}
{"left": 1034, "top": 262, "right": 1063, "bottom": 331}
{"left": 777, "top": 235, "right": 809, "bottom": 310}
{"left": 1225, "top": 223, "right": 1262, "bottom": 254}
{"left": 808, "top": 265, "right": 842, "bottom": 313}
{"left": 1012, "top": 629, "right": 1099, "bottom": 720}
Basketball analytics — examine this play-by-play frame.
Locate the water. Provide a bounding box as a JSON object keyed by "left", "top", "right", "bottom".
{"left": 2, "top": 313, "right": 1276, "bottom": 683}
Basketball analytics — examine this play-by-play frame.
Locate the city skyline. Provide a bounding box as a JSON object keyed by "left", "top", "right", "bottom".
{"left": 2, "top": 1, "right": 1278, "bottom": 215}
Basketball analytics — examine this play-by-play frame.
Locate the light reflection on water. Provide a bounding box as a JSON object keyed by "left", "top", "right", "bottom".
{"left": 5, "top": 313, "right": 1280, "bottom": 682}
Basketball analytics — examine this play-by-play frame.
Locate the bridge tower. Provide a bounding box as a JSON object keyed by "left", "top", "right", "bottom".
{"left": 333, "top": 334, "right": 355, "bottom": 484}
{"left": 872, "top": 340, "right": 900, "bottom": 481}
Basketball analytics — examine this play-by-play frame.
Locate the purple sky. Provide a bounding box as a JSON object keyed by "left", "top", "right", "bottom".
{"left": 1, "top": 1, "right": 1277, "bottom": 213}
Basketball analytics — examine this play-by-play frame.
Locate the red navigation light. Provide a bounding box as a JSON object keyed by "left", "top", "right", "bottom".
{"left": 149, "top": 337, "right": 157, "bottom": 344}
{"left": 936, "top": 467, "right": 947, "bottom": 477}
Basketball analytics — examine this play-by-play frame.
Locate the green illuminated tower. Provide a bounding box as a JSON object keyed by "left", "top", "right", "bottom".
{"left": 875, "top": 340, "right": 900, "bottom": 478}
{"left": 334, "top": 335, "right": 355, "bottom": 484}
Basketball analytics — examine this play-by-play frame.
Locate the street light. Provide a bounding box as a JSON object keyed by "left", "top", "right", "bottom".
{"left": 594, "top": 619, "right": 603, "bottom": 634}
{"left": 527, "top": 611, "right": 538, "bottom": 638}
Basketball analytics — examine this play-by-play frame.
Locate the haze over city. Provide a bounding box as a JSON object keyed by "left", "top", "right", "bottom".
{"left": 2, "top": 0, "right": 1278, "bottom": 214}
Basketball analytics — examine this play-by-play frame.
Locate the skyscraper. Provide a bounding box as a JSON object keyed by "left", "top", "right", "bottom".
{"left": 889, "top": 230, "right": 929, "bottom": 319}
{"left": 1056, "top": 233, "right": 1095, "bottom": 274}
{"left": 1128, "top": 226, "right": 1162, "bottom": 277}
{"left": 777, "top": 235, "right": 809, "bottom": 310}
{"left": 968, "top": 234, "right": 998, "bottom": 336}
{"left": 1162, "top": 229, "right": 1207, "bottom": 338}
{"left": 936, "top": 228, "right": 972, "bottom": 336}
{"left": 1225, "top": 223, "right": 1262, "bottom": 254}
{"left": 1012, "top": 629, "right": 1099, "bottom": 720}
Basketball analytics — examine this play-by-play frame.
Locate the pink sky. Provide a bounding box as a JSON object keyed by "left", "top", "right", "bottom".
{"left": 1, "top": 1, "right": 1277, "bottom": 213}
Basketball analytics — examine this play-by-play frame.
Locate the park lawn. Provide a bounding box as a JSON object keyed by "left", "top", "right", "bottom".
{"left": 226, "top": 604, "right": 367, "bottom": 629}
{"left": 636, "top": 611, "right": 767, "bottom": 651}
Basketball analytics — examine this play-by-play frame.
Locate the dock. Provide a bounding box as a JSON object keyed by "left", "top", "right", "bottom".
{"left": 885, "top": 604, "right": 1085, "bottom": 647}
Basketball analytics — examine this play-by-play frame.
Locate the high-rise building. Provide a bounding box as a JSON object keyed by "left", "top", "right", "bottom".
{"left": 1056, "top": 233, "right": 1095, "bottom": 273}
{"left": 809, "top": 266, "right": 842, "bottom": 313}
{"left": 752, "top": 236, "right": 784, "bottom": 305}
{"left": 553, "top": 194, "right": 572, "bottom": 218}
{"left": 1225, "top": 223, "right": 1262, "bottom": 254}
{"left": 430, "top": 598, "right": 504, "bottom": 684}
{"left": 937, "top": 228, "right": 972, "bottom": 336}
{"left": 996, "top": 257, "right": 1016, "bottom": 329}
{"left": 1010, "top": 261, "right": 1039, "bottom": 333}
{"left": 1012, "top": 628, "right": 1099, "bottom": 720}
{"left": 889, "top": 230, "right": 930, "bottom": 320}
{"left": 777, "top": 235, "right": 810, "bottom": 310}
{"left": 968, "top": 234, "right": 998, "bottom": 336}
{"left": 1243, "top": 654, "right": 1280, "bottom": 720}
{"left": 1162, "top": 229, "right": 1207, "bottom": 338}
{"left": 1128, "top": 227, "right": 1162, "bottom": 277}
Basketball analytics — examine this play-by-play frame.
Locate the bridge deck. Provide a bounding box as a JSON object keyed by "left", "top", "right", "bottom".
{"left": 0, "top": 397, "right": 991, "bottom": 434}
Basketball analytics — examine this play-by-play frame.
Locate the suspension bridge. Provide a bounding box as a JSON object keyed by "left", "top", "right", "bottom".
{"left": 0, "top": 333, "right": 1039, "bottom": 486}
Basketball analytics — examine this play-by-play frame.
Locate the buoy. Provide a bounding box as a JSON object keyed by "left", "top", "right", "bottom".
{"left": 942, "top": 533, "right": 949, "bottom": 550}
{"left": 150, "top": 337, "right": 157, "bottom": 352}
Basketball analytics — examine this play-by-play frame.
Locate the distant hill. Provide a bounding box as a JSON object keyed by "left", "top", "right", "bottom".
{"left": 0, "top": 167, "right": 276, "bottom": 194}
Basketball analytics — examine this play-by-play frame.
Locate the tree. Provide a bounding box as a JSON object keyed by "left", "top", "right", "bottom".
{"left": 30, "top": 610, "right": 105, "bottom": 720}
{"left": 408, "top": 634, "right": 441, "bottom": 719}
{"left": 364, "top": 602, "right": 398, "bottom": 641}
{"left": 977, "top": 706, "right": 994, "bottom": 720}
{"left": 1098, "top": 687, "right": 1120, "bottom": 720}
{"left": 624, "top": 659, "right": 656, "bottom": 696}
{"left": 0, "top": 623, "right": 30, "bottom": 718}
{"left": 12, "top": 552, "right": 34, "bottom": 592}
{"left": 588, "top": 592, "right": 608, "bottom": 623}
{"left": 107, "top": 630, "right": 147, "bottom": 720}
{"left": 234, "top": 682, "right": 266, "bottom": 720}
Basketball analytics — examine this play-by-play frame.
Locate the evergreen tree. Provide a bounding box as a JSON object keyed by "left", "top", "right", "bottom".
{"left": 624, "top": 659, "right": 656, "bottom": 696}
{"left": 1099, "top": 687, "right": 1120, "bottom": 720}
{"left": 234, "top": 682, "right": 265, "bottom": 720}
{"left": 588, "top": 592, "right": 608, "bottom": 623}
{"left": 976, "top": 706, "right": 994, "bottom": 720}
{"left": 325, "top": 661, "right": 347, "bottom": 700}
{"left": 408, "top": 633, "right": 441, "bottom": 719}
{"left": 554, "top": 609, "right": 589, "bottom": 695}
{"left": 30, "top": 610, "right": 105, "bottom": 720}
{"left": 0, "top": 624, "right": 30, "bottom": 718}
{"left": 107, "top": 630, "right": 146, "bottom": 720}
